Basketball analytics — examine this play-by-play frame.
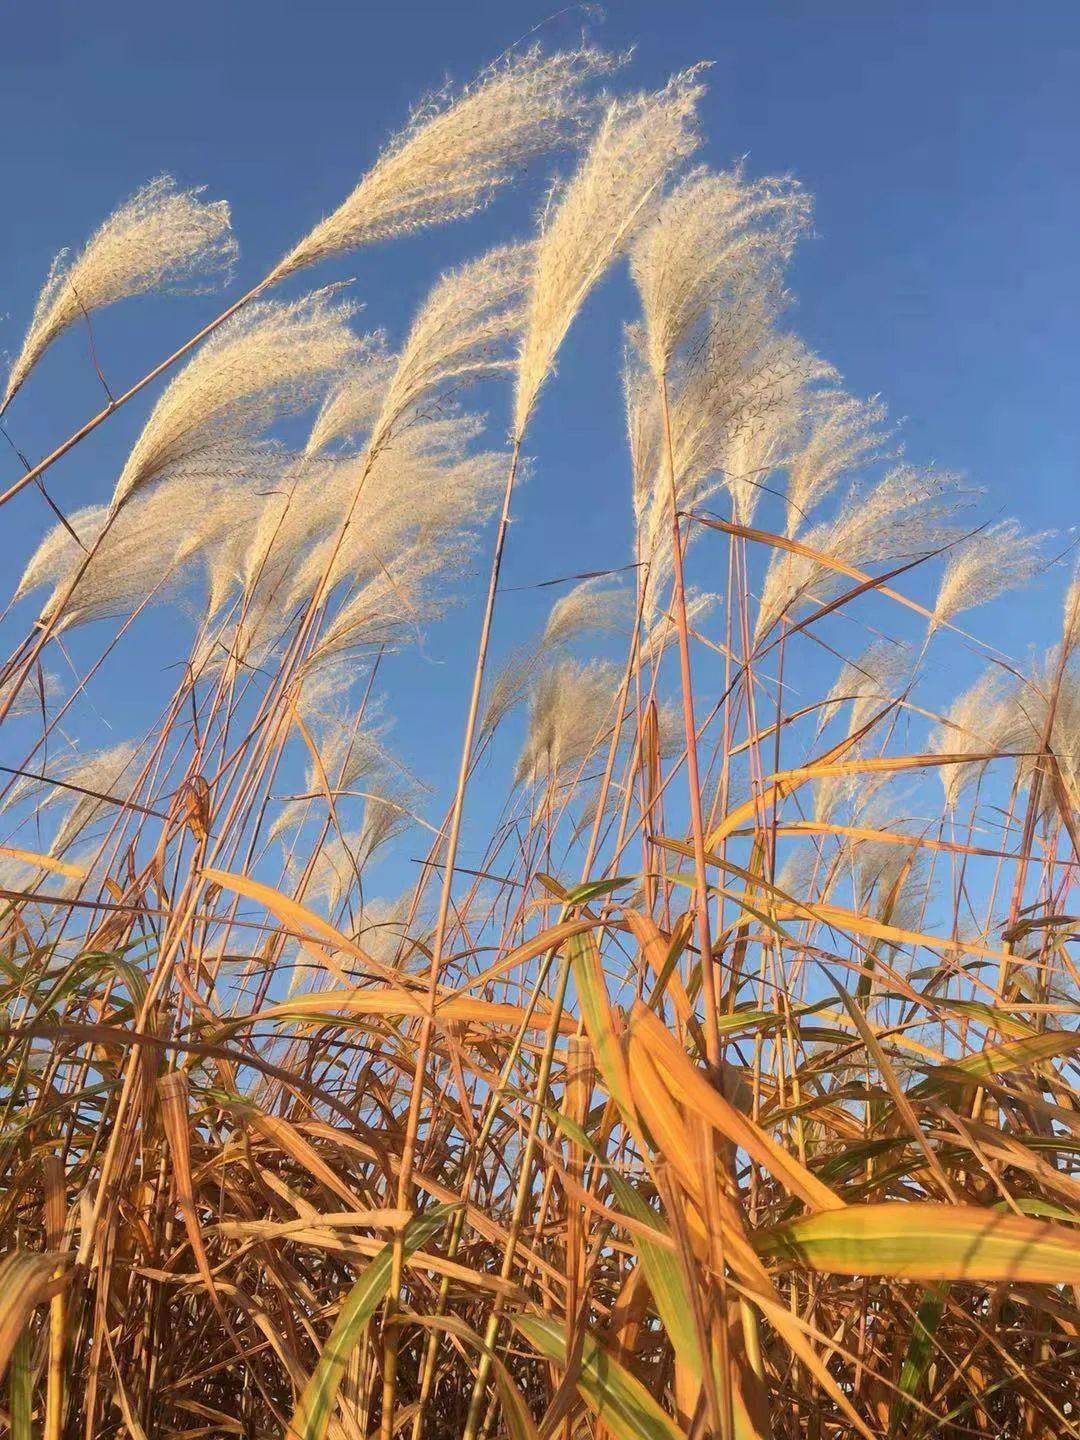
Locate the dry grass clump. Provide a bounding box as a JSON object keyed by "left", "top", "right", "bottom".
{"left": 1, "top": 176, "right": 236, "bottom": 413}
{"left": 0, "top": 41, "right": 1077, "bottom": 1440}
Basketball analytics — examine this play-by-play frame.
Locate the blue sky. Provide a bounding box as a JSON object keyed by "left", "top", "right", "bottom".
{"left": 1, "top": 0, "right": 1077, "bottom": 897}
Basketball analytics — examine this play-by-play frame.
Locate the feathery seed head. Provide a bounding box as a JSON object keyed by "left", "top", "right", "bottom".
{"left": 822, "top": 639, "right": 911, "bottom": 737}
{"left": 931, "top": 667, "right": 1018, "bottom": 808}
{"left": 631, "top": 164, "right": 811, "bottom": 379}
{"left": 784, "top": 389, "right": 888, "bottom": 535}
{"left": 514, "top": 70, "right": 705, "bottom": 439}
{"left": 1064, "top": 561, "right": 1080, "bottom": 656}
{"left": 269, "top": 46, "right": 617, "bottom": 283}
{"left": 541, "top": 576, "right": 630, "bottom": 650}
{"left": 756, "top": 463, "right": 967, "bottom": 640}
{"left": 3, "top": 176, "right": 236, "bottom": 411}
{"left": 367, "top": 243, "right": 532, "bottom": 457}
{"left": 515, "top": 657, "right": 620, "bottom": 786}
{"left": 110, "top": 290, "right": 359, "bottom": 511}
{"left": 932, "top": 519, "right": 1051, "bottom": 628}
{"left": 45, "top": 741, "right": 141, "bottom": 856}
{"left": 304, "top": 332, "right": 395, "bottom": 458}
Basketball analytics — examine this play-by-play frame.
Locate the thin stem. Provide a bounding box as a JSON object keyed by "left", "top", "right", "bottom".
{"left": 658, "top": 369, "right": 718, "bottom": 1068}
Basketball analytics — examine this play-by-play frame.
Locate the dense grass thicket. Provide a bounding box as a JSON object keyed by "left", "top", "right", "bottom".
{"left": 0, "top": 41, "right": 1077, "bottom": 1440}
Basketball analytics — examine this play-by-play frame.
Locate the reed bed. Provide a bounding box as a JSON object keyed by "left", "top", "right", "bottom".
{"left": 0, "top": 39, "right": 1077, "bottom": 1440}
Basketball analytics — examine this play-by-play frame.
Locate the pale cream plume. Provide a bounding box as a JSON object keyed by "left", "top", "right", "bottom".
{"left": 932, "top": 518, "right": 1050, "bottom": 628}
{"left": 631, "top": 164, "right": 809, "bottom": 379}
{"left": 541, "top": 576, "right": 630, "bottom": 650}
{"left": 269, "top": 46, "right": 616, "bottom": 282}
{"left": 756, "top": 464, "right": 966, "bottom": 640}
{"left": 930, "top": 667, "right": 1018, "bottom": 809}
{"left": 784, "top": 388, "right": 888, "bottom": 535}
{"left": 110, "top": 291, "right": 358, "bottom": 511}
{"left": 3, "top": 176, "right": 236, "bottom": 411}
{"left": 304, "top": 332, "right": 395, "bottom": 458}
{"left": 514, "top": 71, "right": 705, "bottom": 439}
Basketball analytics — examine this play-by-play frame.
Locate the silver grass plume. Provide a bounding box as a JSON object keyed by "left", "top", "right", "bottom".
{"left": 287, "top": 418, "right": 503, "bottom": 614}
{"left": 624, "top": 336, "right": 662, "bottom": 531}
{"left": 930, "top": 667, "right": 1018, "bottom": 809}
{"left": 303, "top": 832, "right": 363, "bottom": 915}
{"left": 639, "top": 588, "right": 717, "bottom": 666}
{"left": 355, "top": 893, "right": 421, "bottom": 970}
{"left": 632, "top": 304, "right": 826, "bottom": 617}
{"left": 1007, "top": 660, "right": 1080, "bottom": 820}
{"left": 109, "top": 291, "right": 359, "bottom": 511}
{"left": 304, "top": 544, "right": 454, "bottom": 668}
{"left": 784, "top": 388, "right": 888, "bottom": 535}
{"left": 931, "top": 518, "right": 1051, "bottom": 628}
{"left": 28, "top": 446, "right": 280, "bottom": 631}
{"left": 821, "top": 639, "right": 911, "bottom": 736}
{"left": 365, "top": 243, "right": 532, "bottom": 458}
{"left": 1064, "top": 561, "right": 1080, "bottom": 657}
{"left": 851, "top": 835, "right": 930, "bottom": 933}
{"left": 15, "top": 504, "right": 108, "bottom": 604}
{"left": 42, "top": 741, "right": 141, "bottom": 857}
{"left": 514, "top": 657, "right": 621, "bottom": 786}
{"left": 270, "top": 707, "right": 395, "bottom": 843}
{"left": 304, "top": 332, "right": 395, "bottom": 458}
{"left": 541, "top": 576, "right": 630, "bottom": 650}
{"left": 2, "top": 176, "right": 236, "bottom": 412}
{"left": 480, "top": 643, "right": 545, "bottom": 740}
{"left": 237, "top": 453, "right": 359, "bottom": 611}
{"left": 514, "top": 71, "right": 705, "bottom": 439}
{"left": 357, "top": 786, "right": 416, "bottom": 865}
{"left": 0, "top": 670, "right": 61, "bottom": 719}
{"left": 716, "top": 338, "right": 825, "bottom": 527}
{"left": 269, "top": 46, "right": 617, "bottom": 282}
{"left": 756, "top": 463, "right": 967, "bottom": 641}
{"left": 631, "top": 164, "right": 810, "bottom": 380}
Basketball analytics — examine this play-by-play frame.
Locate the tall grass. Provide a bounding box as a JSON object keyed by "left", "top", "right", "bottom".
{"left": 0, "top": 39, "right": 1077, "bottom": 1440}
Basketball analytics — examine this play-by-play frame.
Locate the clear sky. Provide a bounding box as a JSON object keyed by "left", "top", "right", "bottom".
{"left": 1, "top": 0, "right": 1076, "bottom": 894}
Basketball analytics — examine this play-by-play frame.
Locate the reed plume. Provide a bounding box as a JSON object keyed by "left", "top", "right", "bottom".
{"left": 541, "top": 576, "right": 630, "bottom": 649}
{"left": 269, "top": 46, "right": 616, "bottom": 282}
{"left": 2, "top": 176, "right": 236, "bottom": 413}
{"left": 366, "top": 243, "right": 532, "bottom": 457}
{"left": 756, "top": 463, "right": 966, "bottom": 639}
{"left": 40, "top": 741, "right": 140, "bottom": 856}
{"left": 27, "top": 446, "right": 280, "bottom": 630}
{"left": 784, "top": 388, "right": 888, "bottom": 534}
{"left": 822, "top": 638, "right": 911, "bottom": 736}
{"left": 931, "top": 517, "right": 1050, "bottom": 627}
{"left": 631, "top": 164, "right": 810, "bottom": 378}
{"left": 514, "top": 71, "right": 704, "bottom": 438}
{"left": 303, "top": 332, "right": 395, "bottom": 458}
{"left": 931, "top": 666, "right": 1018, "bottom": 808}
{"left": 514, "top": 657, "right": 621, "bottom": 786}
{"left": 110, "top": 291, "right": 358, "bottom": 511}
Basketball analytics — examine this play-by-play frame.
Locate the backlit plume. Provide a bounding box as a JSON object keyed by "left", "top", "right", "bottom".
{"left": 268, "top": 46, "right": 616, "bottom": 282}
{"left": 931, "top": 517, "right": 1050, "bottom": 628}
{"left": 110, "top": 291, "right": 358, "bottom": 511}
{"left": 631, "top": 164, "right": 810, "bottom": 379}
{"left": 2, "top": 176, "right": 236, "bottom": 412}
{"left": 514, "top": 71, "right": 704, "bottom": 438}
